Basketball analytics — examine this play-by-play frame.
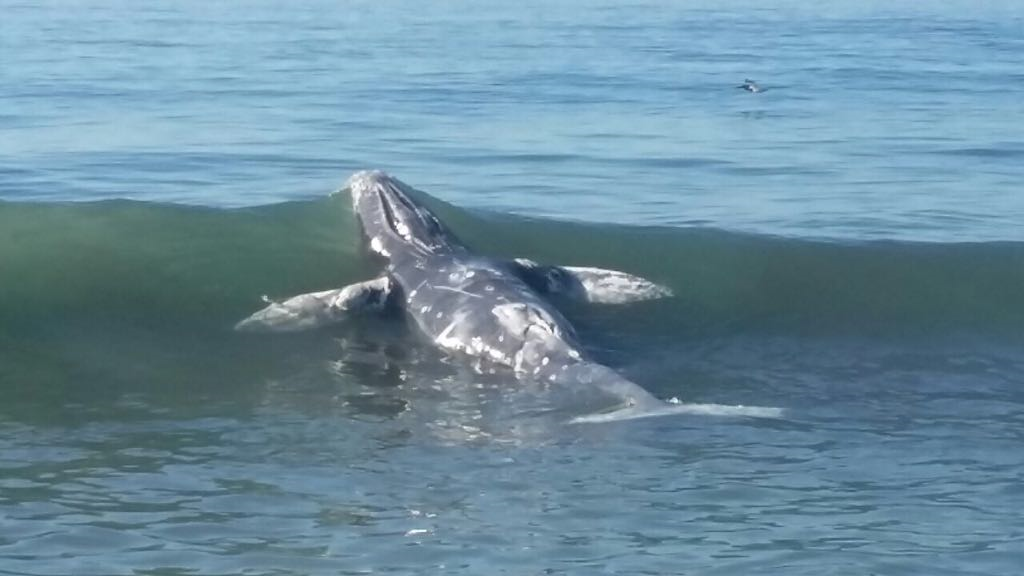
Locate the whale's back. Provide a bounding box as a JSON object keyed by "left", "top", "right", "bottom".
{"left": 392, "top": 254, "right": 584, "bottom": 374}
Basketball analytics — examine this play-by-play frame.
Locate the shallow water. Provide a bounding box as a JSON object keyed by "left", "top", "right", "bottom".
{"left": 2, "top": 1, "right": 1024, "bottom": 574}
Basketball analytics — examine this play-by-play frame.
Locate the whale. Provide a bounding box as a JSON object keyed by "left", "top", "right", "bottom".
{"left": 236, "top": 171, "right": 781, "bottom": 422}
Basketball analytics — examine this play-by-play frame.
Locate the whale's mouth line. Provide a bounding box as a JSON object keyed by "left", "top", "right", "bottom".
{"left": 368, "top": 176, "right": 449, "bottom": 250}
{"left": 389, "top": 183, "right": 425, "bottom": 222}
{"left": 376, "top": 187, "right": 407, "bottom": 241}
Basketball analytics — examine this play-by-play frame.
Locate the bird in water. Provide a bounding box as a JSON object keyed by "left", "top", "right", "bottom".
{"left": 737, "top": 78, "right": 764, "bottom": 93}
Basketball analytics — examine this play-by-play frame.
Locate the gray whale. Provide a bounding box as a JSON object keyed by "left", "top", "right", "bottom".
{"left": 237, "top": 171, "right": 780, "bottom": 422}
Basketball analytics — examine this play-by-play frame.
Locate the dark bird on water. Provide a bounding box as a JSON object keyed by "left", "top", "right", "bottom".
{"left": 737, "top": 78, "right": 764, "bottom": 93}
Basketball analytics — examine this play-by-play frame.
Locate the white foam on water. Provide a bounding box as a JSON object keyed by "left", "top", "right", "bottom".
{"left": 570, "top": 401, "right": 784, "bottom": 424}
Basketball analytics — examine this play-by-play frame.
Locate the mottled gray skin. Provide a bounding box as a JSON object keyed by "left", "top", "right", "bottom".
{"left": 350, "top": 171, "right": 662, "bottom": 409}
{"left": 235, "top": 171, "right": 782, "bottom": 421}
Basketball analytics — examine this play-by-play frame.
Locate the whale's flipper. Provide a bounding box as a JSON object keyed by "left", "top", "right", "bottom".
{"left": 235, "top": 276, "right": 393, "bottom": 332}
{"left": 512, "top": 259, "right": 672, "bottom": 304}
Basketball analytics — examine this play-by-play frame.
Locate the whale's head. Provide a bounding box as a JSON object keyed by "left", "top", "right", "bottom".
{"left": 344, "top": 170, "right": 457, "bottom": 258}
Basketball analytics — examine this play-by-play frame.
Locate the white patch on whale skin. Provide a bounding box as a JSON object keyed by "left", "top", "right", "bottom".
{"left": 488, "top": 348, "right": 510, "bottom": 364}
{"left": 435, "top": 285, "right": 480, "bottom": 298}
{"left": 445, "top": 263, "right": 489, "bottom": 287}
{"left": 369, "top": 236, "right": 390, "bottom": 258}
{"left": 490, "top": 302, "right": 572, "bottom": 374}
{"left": 394, "top": 219, "right": 411, "bottom": 239}
{"left": 435, "top": 317, "right": 512, "bottom": 366}
{"left": 435, "top": 321, "right": 463, "bottom": 352}
{"left": 490, "top": 303, "right": 561, "bottom": 339}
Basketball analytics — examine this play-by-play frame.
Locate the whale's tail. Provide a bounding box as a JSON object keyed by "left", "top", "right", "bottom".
{"left": 557, "top": 362, "right": 783, "bottom": 424}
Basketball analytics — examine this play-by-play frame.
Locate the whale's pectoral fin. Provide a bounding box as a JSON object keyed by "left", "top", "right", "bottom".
{"left": 511, "top": 259, "right": 672, "bottom": 304}
{"left": 234, "top": 276, "right": 393, "bottom": 332}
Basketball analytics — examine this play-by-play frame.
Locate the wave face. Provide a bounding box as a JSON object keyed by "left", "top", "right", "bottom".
{"left": 3, "top": 192, "right": 1022, "bottom": 345}
{"left": 3, "top": 186, "right": 1022, "bottom": 426}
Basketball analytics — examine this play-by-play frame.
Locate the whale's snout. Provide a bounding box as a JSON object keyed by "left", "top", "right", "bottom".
{"left": 344, "top": 170, "right": 455, "bottom": 254}
{"left": 345, "top": 170, "right": 386, "bottom": 210}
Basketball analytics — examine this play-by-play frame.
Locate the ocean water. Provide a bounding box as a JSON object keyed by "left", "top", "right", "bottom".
{"left": 2, "top": 1, "right": 1023, "bottom": 574}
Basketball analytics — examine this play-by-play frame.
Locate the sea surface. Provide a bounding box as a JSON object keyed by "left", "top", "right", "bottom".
{"left": 2, "top": 1, "right": 1023, "bottom": 574}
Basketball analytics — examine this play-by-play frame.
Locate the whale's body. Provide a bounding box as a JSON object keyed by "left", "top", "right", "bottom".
{"left": 237, "top": 171, "right": 780, "bottom": 422}
{"left": 394, "top": 251, "right": 582, "bottom": 377}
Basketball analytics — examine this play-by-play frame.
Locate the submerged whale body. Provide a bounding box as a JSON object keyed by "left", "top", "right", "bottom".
{"left": 237, "top": 171, "right": 779, "bottom": 422}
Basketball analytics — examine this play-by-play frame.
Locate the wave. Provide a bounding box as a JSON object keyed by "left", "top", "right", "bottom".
{"left": 2, "top": 186, "right": 1022, "bottom": 432}
{"left": 2, "top": 191, "right": 1022, "bottom": 342}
